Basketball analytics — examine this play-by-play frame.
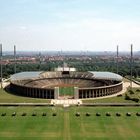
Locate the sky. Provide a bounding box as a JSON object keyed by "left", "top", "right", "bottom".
{"left": 0, "top": 0, "right": 140, "bottom": 51}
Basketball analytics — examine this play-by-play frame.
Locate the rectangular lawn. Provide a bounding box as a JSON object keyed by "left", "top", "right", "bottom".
{"left": 0, "top": 107, "right": 140, "bottom": 140}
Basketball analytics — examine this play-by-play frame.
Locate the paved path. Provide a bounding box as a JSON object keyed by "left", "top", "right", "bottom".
{"left": 63, "top": 112, "right": 71, "bottom": 140}
{"left": 0, "top": 103, "right": 51, "bottom": 106}
{"left": 82, "top": 103, "right": 140, "bottom": 106}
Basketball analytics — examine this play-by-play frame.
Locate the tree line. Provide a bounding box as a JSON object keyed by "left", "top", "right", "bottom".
{"left": 2, "top": 60, "right": 140, "bottom": 78}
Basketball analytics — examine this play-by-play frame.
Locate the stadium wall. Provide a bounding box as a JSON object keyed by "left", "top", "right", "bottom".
{"left": 10, "top": 81, "right": 122, "bottom": 99}
{"left": 77, "top": 82, "right": 123, "bottom": 99}
{"left": 10, "top": 83, "right": 55, "bottom": 99}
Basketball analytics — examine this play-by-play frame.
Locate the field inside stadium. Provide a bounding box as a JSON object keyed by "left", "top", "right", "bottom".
{"left": 0, "top": 106, "right": 140, "bottom": 140}
{"left": 59, "top": 86, "right": 74, "bottom": 96}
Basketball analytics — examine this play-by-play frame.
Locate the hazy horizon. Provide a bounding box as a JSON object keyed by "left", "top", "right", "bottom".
{"left": 1, "top": 0, "right": 140, "bottom": 52}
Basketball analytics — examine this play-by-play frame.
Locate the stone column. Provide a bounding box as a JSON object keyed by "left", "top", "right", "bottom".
{"left": 54, "top": 87, "right": 59, "bottom": 99}
{"left": 89, "top": 90, "right": 92, "bottom": 98}
{"left": 94, "top": 90, "right": 96, "bottom": 97}
{"left": 28, "top": 88, "right": 30, "bottom": 97}
{"left": 44, "top": 89, "right": 46, "bottom": 98}
{"left": 42, "top": 89, "right": 44, "bottom": 98}
{"left": 35, "top": 89, "right": 37, "bottom": 97}
{"left": 102, "top": 89, "right": 104, "bottom": 96}
{"left": 74, "top": 87, "right": 79, "bottom": 99}
{"left": 105, "top": 88, "right": 106, "bottom": 95}
{"left": 81, "top": 90, "right": 84, "bottom": 99}
{"left": 85, "top": 90, "right": 87, "bottom": 98}
{"left": 92, "top": 90, "right": 94, "bottom": 98}
{"left": 38, "top": 89, "right": 40, "bottom": 98}
{"left": 26, "top": 88, "right": 28, "bottom": 97}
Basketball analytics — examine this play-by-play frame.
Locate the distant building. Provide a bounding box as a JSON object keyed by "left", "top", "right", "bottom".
{"left": 55, "top": 63, "right": 76, "bottom": 72}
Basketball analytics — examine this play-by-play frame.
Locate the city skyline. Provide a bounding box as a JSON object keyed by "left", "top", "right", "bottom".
{"left": 0, "top": 0, "right": 140, "bottom": 51}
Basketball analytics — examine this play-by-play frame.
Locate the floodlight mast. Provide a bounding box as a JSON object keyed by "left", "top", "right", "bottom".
{"left": 116, "top": 45, "right": 119, "bottom": 74}
{"left": 39, "top": 52, "right": 41, "bottom": 71}
{"left": 0, "top": 44, "right": 3, "bottom": 89}
{"left": 14, "top": 45, "right": 16, "bottom": 73}
{"left": 130, "top": 44, "right": 133, "bottom": 89}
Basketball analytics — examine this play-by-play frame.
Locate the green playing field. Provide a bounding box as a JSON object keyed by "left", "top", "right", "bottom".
{"left": 59, "top": 87, "right": 74, "bottom": 96}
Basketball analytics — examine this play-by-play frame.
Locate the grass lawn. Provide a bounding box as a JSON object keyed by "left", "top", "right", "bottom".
{"left": 0, "top": 106, "right": 140, "bottom": 140}
{"left": 82, "top": 94, "right": 134, "bottom": 103}
{"left": 0, "top": 89, "right": 50, "bottom": 103}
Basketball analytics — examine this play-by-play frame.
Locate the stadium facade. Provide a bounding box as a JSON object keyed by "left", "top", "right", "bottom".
{"left": 10, "top": 67, "right": 123, "bottom": 99}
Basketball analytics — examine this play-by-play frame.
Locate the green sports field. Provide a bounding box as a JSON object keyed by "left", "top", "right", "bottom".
{"left": 0, "top": 106, "right": 140, "bottom": 140}
{"left": 59, "top": 87, "right": 74, "bottom": 96}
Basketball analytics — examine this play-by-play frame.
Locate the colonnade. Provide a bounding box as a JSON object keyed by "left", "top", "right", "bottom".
{"left": 10, "top": 83, "right": 55, "bottom": 99}
{"left": 78, "top": 83, "right": 123, "bottom": 99}
{"left": 10, "top": 82, "right": 123, "bottom": 99}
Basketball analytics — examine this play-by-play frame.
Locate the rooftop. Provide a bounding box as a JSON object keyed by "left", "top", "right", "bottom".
{"left": 89, "top": 71, "right": 123, "bottom": 81}
{"left": 10, "top": 71, "right": 123, "bottom": 81}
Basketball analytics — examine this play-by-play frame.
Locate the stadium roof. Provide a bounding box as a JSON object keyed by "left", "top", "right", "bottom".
{"left": 89, "top": 71, "right": 123, "bottom": 81}
{"left": 10, "top": 71, "right": 42, "bottom": 81}
{"left": 10, "top": 71, "right": 123, "bottom": 81}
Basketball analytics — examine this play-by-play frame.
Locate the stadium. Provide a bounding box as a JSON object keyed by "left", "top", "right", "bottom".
{"left": 10, "top": 65, "right": 123, "bottom": 99}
